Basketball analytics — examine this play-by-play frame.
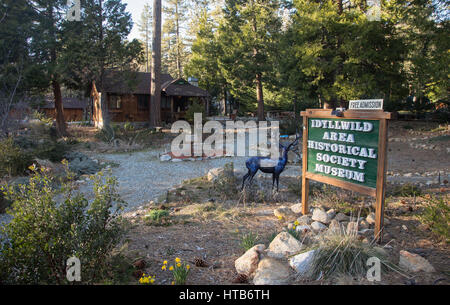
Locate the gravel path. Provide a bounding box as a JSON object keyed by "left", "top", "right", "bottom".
{"left": 83, "top": 149, "right": 302, "bottom": 212}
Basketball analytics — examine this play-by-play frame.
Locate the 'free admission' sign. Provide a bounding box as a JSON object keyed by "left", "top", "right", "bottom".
{"left": 307, "top": 118, "right": 379, "bottom": 189}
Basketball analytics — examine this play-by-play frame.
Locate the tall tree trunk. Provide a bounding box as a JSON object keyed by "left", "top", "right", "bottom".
{"left": 256, "top": 72, "right": 264, "bottom": 121}
{"left": 48, "top": 4, "right": 66, "bottom": 136}
{"left": 98, "top": 0, "right": 109, "bottom": 127}
{"left": 52, "top": 79, "right": 67, "bottom": 136}
{"left": 150, "top": 0, "right": 162, "bottom": 126}
{"left": 175, "top": 1, "right": 182, "bottom": 77}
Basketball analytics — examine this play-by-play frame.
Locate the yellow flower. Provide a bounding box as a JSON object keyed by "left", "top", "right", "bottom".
{"left": 186, "top": 265, "right": 190, "bottom": 270}
{"left": 293, "top": 225, "right": 296, "bottom": 230}
{"left": 294, "top": 220, "right": 299, "bottom": 226}
{"left": 277, "top": 216, "right": 283, "bottom": 220}
{"left": 169, "top": 266, "right": 174, "bottom": 271}
{"left": 163, "top": 260, "right": 168, "bottom": 265}
{"left": 139, "top": 278, "right": 144, "bottom": 284}
{"left": 175, "top": 257, "right": 181, "bottom": 263}
{"left": 177, "top": 263, "right": 181, "bottom": 267}
{"left": 161, "top": 265, "right": 166, "bottom": 271}
{"left": 150, "top": 279, "right": 155, "bottom": 284}
{"left": 171, "top": 281, "right": 175, "bottom": 285}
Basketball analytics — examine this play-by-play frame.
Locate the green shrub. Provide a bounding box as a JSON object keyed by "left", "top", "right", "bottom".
{"left": 388, "top": 184, "right": 422, "bottom": 197}
{"left": 419, "top": 195, "right": 449, "bottom": 242}
{"left": 96, "top": 123, "right": 116, "bottom": 143}
{"left": 33, "top": 140, "right": 69, "bottom": 162}
{"left": 0, "top": 166, "right": 127, "bottom": 284}
{"left": 0, "top": 137, "right": 33, "bottom": 177}
{"left": 144, "top": 209, "right": 170, "bottom": 226}
{"left": 185, "top": 101, "right": 205, "bottom": 124}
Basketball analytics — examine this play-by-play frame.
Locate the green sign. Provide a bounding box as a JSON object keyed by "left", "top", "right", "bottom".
{"left": 307, "top": 118, "right": 380, "bottom": 189}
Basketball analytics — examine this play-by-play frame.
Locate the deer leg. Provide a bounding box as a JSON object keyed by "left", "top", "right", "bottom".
{"left": 272, "top": 174, "right": 275, "bottom": 189}
{"left": 249, "top": 171, "right": 257, "bottom": 185}
{"left": 241, "top": 171, "right": 250, "bottom": 190}
{"left": 276, "top": 174, "right": 280, "bottom": 192}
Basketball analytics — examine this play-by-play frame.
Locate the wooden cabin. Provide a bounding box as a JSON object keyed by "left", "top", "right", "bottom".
{"left": 91, "top": 70, "right": 210, "bottom": 128}
{"left": 41, "top": 97, "right": 88, "bottom": 122}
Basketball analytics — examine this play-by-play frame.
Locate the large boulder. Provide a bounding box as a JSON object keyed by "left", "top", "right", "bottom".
{"left": 253, "top": 257, "right": 292, "bottom": 285}
{"left": 235, "top": 244, "right": 266, "bottom": 278}
{"left": 312, "top": 208, "right": 331, "bottom": 224}
{"left": 296, "top": 215, "right": 312, "bottom": 225}
{"left": 267, "top": 232, "right": 304, "bottom": 258}
{"left": 289, "top": 250, "right": 316, "bottom": 277}
{"left": 274, "top": 206, "right": 295, "bottom": 219}
{"left": 34, "top": 158, "right": 66, "bottom": 177}
{"left": 207, "top": 163, "right": 234, "bottom": 182}
{"left": 399, "top": 250, "right": 435, "bottom": 273}
{"left": 335, "top": 212, "right": 349, "bottom": 222}
{"left": 64, "top": 151, "right": 101, "bottom": 176}
{"left": 290, "top": 203, "right": 303, "bottom": 214}
{"left": 311, "top": 221, "right": 327, "bottom": 232}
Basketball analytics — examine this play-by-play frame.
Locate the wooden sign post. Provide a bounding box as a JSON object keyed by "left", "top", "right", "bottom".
{"left": 300, "top": 109, "right": 391, "bottom": 242}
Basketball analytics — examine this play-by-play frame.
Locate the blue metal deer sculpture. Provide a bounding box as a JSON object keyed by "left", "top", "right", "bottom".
{"left": 241, "top": 134, "right": 301, "bottom": 191}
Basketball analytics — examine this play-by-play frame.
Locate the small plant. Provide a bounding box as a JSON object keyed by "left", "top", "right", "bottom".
{"left": 389, "top": 183, "right": 422, "bottom": 197}
{"left": 0, "top": 137, "right": 33, "bottom": 177}
{"left": 144, "top": 209, "right": 170, "bottom": 226}
{"left": 162, "top": 258, "right": 191, "bottom": 285}
{"left": 138, "top": 273, "right": 156, "bottom": 285}
{"left": 287, "top": 220, "right": 301, "bottom": 240}
{"left": 419, "top": 195, "right": 449, "bottom": 242}
{"left": 185, "top": 101, "right": 205, "bottom": 124}
{"left": 240, "top": 232, "right": 259, "bottom": 251}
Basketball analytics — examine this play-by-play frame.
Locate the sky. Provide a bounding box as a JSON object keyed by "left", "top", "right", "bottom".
{"left": 123, "top": 0, "right": 148, "bottom": 41}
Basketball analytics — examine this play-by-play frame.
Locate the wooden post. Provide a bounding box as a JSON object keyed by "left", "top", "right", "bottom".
{"left": 374, "top": 118, "right": 388, "bottom": 243}
{"left": 301, "top": 115, "right": 309, "bottom": 215}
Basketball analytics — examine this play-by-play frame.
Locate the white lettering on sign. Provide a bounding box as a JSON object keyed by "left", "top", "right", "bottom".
{"left": 349, "top": 99, "right": 383, "bottom": 110}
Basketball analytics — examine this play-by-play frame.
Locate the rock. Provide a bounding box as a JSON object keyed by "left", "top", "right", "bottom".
{"left": 312, "top": 208, "right": 331, "bottom": 224}
{"left": 347, "top": 222, "right": 359, "bottom": 235}
{"left": 171, "top": 158, "right": 183, "bottom": 162}
{"left": 404, "top": 173, "right": 413, "bottom": 177}
{"left": 399, "top": 250, "right": 435, "bottom": 273}
{"left": 326, "top": 209, "right": 336, "bottom": 219}
{"left": 34, "top": 158, "right": 66, "bottom": 177}
{"left": 311, "top": 221, "right": 327, "bottom": 232}
{"left": 274, "top": 206, "right": 295, "bottom": 219}
{"left": 267, "top": 232, "right": 304, "bottom": 258}
{"left": 327, "top": 219, "right": 342, "bottom": 234}
{"left": 402, "top": 225, "right": 408, "bottom": 231}
{"left": 366, "top": 212, "right": 376, "bottom": 224}
{"left": 290, "top": 203, "right": 303, "bottom": 214}
{"left": 253, "top": 257, "right": 292, "bottom": 285}
{"left": 359, "top": 228, "right": 374, "bottom": 237}
{"left": 289, "top": 250, "right": 316, "bottom": 276}
{"left": 359, "top": 219, "right": 370, "bottom": 229}
{"left": 159, "top": 154, "right": 172, "bottom": 162}
{"left": 296, "top": 215, "right": 312, "bottom": 225}
{"left": 64, "top": 151, "right": 101, "bottom": 176}
{"left": 335, "top": 212, "right": 349, "bottom": 222}
{"left": 207, "top": 164, "right": 234, "bottom": 182}
{"left": 235, "top": 244, "right": 266, "bottom": 278}
{"left": 295, "top": 225, "right": 312, "bottom": 233}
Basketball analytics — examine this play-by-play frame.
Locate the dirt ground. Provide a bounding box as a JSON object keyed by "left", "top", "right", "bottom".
{"left": 74, "top": 121, "right": 450, "bottom": 285}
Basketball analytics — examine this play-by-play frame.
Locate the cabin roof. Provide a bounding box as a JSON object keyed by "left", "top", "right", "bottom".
{"left": 101, "top": 70, "right": 174, "bottom": 94}
{"left": 100, "top": 71, "right": 209, "bottom": 97}
{"left": 41, "top": 97, "right": 88, "bottom": 109}
{"left": 162, "top": 78, "right": 210, "bottom": 97}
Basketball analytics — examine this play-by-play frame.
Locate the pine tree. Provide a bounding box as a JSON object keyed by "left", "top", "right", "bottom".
{"left": 137, "top": 2, "right": 153, "bottom": 72}
{"left": 162, "top": 0, "right": 189, "bottom": 78}
{"left": 150, "top": 0, "right": 162, "bottom": 126}
{"left": 218, "top": 0, "right": 282, "bottom": 120}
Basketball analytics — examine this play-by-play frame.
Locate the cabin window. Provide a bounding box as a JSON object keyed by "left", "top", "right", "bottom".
{"left": 137, "top": 95, "right": 150, "bottom": 110}
{"left": 109, "top": 95, "right": 121, "bottom": 110}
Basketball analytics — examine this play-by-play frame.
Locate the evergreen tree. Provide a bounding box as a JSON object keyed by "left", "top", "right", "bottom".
{"left": 162, "top": 0, "right": 189, "bottom": 78}
{"left": 218, "top": 0, "right": 282, "bottom": 120}
{"left": 137, "top": 2, "right": 153, "bottom": 72}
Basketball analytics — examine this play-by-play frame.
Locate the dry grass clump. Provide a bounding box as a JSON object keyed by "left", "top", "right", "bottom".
{"left": 308, "top": 230, "right": 395, "bottom": 280}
